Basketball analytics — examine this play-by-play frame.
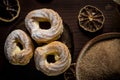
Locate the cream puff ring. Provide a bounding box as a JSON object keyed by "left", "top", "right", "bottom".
{"left": 34, "top": 41, "right": 71, "bottom": 76}
{"left": 25, "top": 8, "right": 63, "bottom": 44}
{"left": 4, "top": 29, "right": 34, "bottom": 65}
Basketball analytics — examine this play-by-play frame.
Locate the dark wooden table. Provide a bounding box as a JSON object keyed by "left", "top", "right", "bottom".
{"left": 0, "top": 0, "right": 120, "bottom": 80}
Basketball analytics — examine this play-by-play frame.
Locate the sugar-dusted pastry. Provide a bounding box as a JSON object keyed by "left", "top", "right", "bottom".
{"left": 25, "top": 8, "right": 63, "bottom": 44}
{"left": 34, "top": 41, "right": 71, "bottom": 76}
{"left": 4, "top": 29, "right": 34, "bottom": 65}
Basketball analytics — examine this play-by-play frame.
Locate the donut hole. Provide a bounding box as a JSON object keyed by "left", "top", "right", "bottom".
{"left": 47, "top": 54, "right": 56, "bottom": 63}
{"left": 39, "top": 21, "right": 51, "bottom": 29}
{"left": 16, "top": 42, "right": 23, "bottom": 50}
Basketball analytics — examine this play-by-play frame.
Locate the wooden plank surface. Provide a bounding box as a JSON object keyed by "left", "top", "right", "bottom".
{"left": 0, "top": 0, "right": 120, "bottom": 79}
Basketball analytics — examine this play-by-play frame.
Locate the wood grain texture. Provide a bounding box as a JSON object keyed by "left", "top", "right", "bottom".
{"left": 0, "top": 0, "right": 120, "bottom": 79}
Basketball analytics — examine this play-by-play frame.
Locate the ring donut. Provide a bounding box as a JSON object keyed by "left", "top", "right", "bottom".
{"left": 25, "top": 8, "right": 63, "bottom": 44}
{"left": 4, "top": 29, "right": 34, "bottom": 65}
{"left": 34, "top": 41, "right": 71, "bottom": 76}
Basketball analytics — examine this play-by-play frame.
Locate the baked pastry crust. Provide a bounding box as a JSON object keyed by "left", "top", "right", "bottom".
{"left": 4, "top": 29, "right": 34, "bottom": 65}
{"left": 34, "top": 41, "right": 71, "bottom": 76}
{"left": 25, "top": 8, "right": 63, "bottom": 44}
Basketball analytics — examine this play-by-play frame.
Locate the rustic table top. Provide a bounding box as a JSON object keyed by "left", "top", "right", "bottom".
{"left": 0, "top": 0, "right": 120, "bottom": 79}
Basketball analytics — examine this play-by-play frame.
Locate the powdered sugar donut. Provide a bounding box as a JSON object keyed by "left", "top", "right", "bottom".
{"left": 34, "top": 41, "right": 71, "bottom": 76}
{"left": 25, "top": 8, "right": 63, "bottom": 44}
{"left": 4, "top": 29, "right": 34, "bottom": 65}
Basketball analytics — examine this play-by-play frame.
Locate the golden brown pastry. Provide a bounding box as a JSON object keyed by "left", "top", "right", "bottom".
{"left": 34, "top": 41, "right": 71, "bottom": 76}
{"left": 25, "top": 8, "right": 63, "bottom": 44}
{"left": 4, "top": 29, "right": 34, "bottom": 65}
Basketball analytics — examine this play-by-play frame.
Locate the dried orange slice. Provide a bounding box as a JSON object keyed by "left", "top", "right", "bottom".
{"left": 64, "top": 63, "right": 76, "bottom": 80}
{"left": 0, "top": 0, "right": 20, "bottom": 22}
{"left": 78, "top": 5, "right": 105, "bottom": 32}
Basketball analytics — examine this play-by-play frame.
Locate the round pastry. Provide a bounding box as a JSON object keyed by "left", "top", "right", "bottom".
{"left": 4, "top": 29, "right": 34, "bottom": 65}
{"left": 25, "top": 8, "right": 63, "bottom": 44}
{"left": 34, "top": 41, "right": 71, "bottom": 76}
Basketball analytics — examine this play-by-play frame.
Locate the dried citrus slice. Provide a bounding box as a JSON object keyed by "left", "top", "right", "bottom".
{"left": 78, "top": 5, "right": 105, "bottom": 32}
{"left": 64, "top": 63, "right": 76, "bottom": 80}
{"left": 0, "top": 0, "right": 20, "bottom": 22}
